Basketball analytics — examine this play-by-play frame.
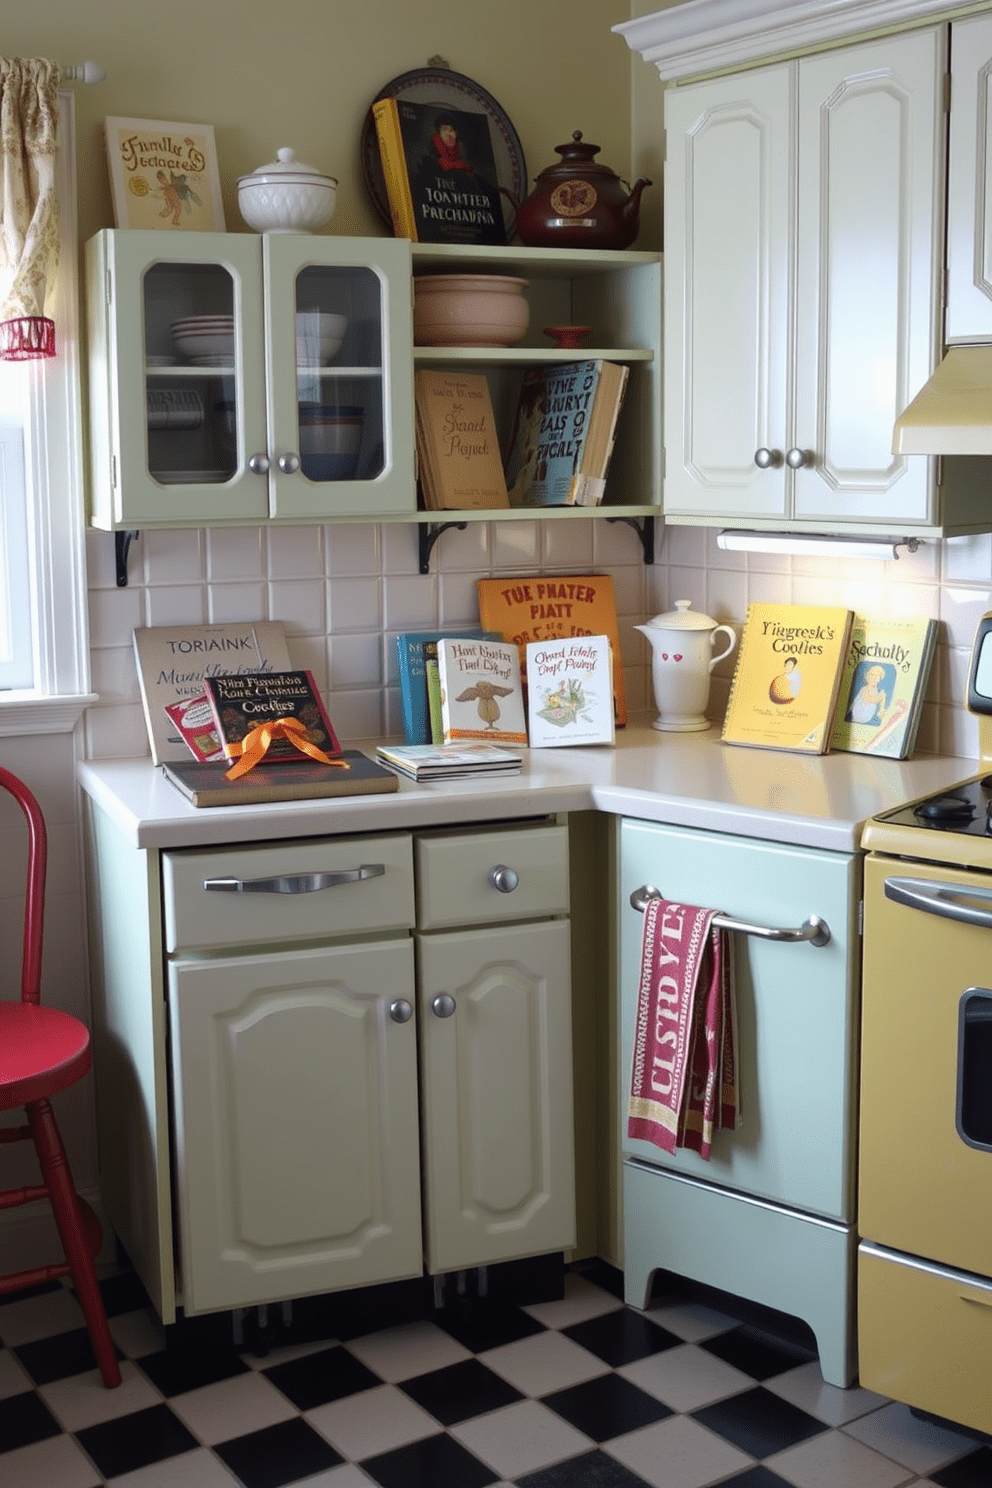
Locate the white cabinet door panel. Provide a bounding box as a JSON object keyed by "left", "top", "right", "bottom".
{"left": 664, "top": 69, "right": 792, "bottom": 519}
{"left": 793, "top": 31, "right": 942, "bottom": 524}
{"left": 946, "top": 14, "right": 992, "bottom": 344}
{"left": 169, "top": 939, "right": 422, "bottom": 1314}
{"left": 417, "top": 919, "right": 575, "bottom": 1273}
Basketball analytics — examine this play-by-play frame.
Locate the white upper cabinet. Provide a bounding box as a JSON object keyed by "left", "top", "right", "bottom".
{"left": 663, "top": 28, "right": 944, "bottom": 532}
{"left": 945, "top": 13, "right": 992, "bottom": 344}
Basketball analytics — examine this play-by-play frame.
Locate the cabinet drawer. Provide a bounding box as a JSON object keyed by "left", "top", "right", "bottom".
{"left": 415, "top": 823, "right": 568, "bottom": 930}
{"left": 162, "top": 833, "right": 415, "bottom": 952}
{"left": 859, "top": 1243, "right": 992, "bottom": 1434}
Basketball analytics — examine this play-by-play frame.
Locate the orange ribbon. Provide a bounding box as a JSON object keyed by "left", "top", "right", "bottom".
{"left": 224, "top": 716, "right": 350, "bottom": 780}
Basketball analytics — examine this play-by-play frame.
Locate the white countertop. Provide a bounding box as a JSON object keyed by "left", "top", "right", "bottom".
{"left": 77, "top": 724, "right": 978, "bottom": 853}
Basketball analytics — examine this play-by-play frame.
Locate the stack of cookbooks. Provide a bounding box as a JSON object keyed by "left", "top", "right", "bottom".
{"left": 375, "top": 742, "right": 523, "bottom": 781}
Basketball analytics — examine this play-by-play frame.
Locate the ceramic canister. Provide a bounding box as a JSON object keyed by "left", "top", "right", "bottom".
{"left": 635, "top": 600, "right": 737, "bottom": 732}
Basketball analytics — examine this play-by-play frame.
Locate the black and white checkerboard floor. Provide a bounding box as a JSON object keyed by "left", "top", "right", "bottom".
{"left": 1, "top": 1261, "right": 990, "bottom": 1488}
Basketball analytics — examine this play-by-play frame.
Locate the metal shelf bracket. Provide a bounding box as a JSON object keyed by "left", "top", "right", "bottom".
{"left": 419, "top": 521, "right": 467, "bottom": 573}
{"left": 606, "top": 514, "right": 655, "bottom": 564}
{"left": 115, "top": 530, "right": 139, "bottom": 587}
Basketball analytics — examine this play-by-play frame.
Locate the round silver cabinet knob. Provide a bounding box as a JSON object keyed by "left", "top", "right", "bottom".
{"left": 431, "top": 994, "right": 456, "bottom": 1018}
{"left": 785, "top": 447, "right": 813, "bottom": 469}
{"left": 489, "top": 864, "right": 519, "bottom": 893}
{"left": 754, "top": 448, "right": 784, "bottom": 469}
{"left": 276, "top": 452, "right": 301, "bottom": 475}
{"left": 388, "top": 999, "right": 413, "bottom": 1024}
{"left": 247, "top": 453, "right": 270, "bottom": 474}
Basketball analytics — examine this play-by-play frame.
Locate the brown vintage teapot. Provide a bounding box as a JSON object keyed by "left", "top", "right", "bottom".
{"left": 510, "top": 132, "right": 651, "bottom": 250}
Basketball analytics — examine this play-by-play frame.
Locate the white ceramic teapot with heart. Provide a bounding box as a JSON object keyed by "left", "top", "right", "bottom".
{"left": 635, "top": 600, "right": 737, "bottom": 732}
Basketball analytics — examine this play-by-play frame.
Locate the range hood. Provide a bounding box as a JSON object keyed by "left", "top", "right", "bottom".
{"left": 893, "top": 346, "right": 992, "bottom": 455}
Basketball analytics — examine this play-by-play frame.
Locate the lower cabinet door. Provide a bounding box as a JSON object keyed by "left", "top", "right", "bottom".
{"left": 168, "top": 938, "right": 422, "bottom": 1314}
{"left": 416, "top": 919, "right": 575, "bottom": 1274}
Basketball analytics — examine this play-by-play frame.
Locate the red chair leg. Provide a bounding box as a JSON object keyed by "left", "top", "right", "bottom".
{"left": 27, "top": 1099, "right": 122, "bottom": 1387}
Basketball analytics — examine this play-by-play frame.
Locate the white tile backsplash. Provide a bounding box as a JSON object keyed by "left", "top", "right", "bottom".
{"left": 82, "top": 518, "right": 992, "bottom": 760}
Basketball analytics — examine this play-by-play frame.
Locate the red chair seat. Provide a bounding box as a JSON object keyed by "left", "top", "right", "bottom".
{"left": 0, "top": 1002, "right": 92, "bottom": 1107}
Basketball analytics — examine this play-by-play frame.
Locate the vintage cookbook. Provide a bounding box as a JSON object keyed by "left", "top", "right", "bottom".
{"left": 203, "top": 669, "right": 341, "bottom": 763}
{"left": 162, "top": 751, "right": 398, "bottom": 808}
{"left": 830, "top": 614, "right": 938, "bottom": 759}
{"left": 375, "top": 742, "right": 523, "bottom": 780}
{"left": 133, "top": 621, "right": 292, "bottom": 765}
{"left": 525, "top": 635, "right": 615, "bottom": 748}
{"left": 414, "top": 369, "right": 508, "bottom": 510}
{"left": 372, "top": 96, "right": 505, "bottom": 246}
{"left": 505, "top": 360, "right": 629, "bottom": 508}
{"left": 478, "top": 573, "right": 628, "bottom": 726}
{"left": 436, "top": 637, "right": 528, "bottom": 746}
{"left": 104, "top": 116, "right": 225, "bottom": 231}
{"left": 396, "top": 628, "right": 498, "bottom": 745}
{"left": 722, "top": 603, "right": 854, "bottom": 754}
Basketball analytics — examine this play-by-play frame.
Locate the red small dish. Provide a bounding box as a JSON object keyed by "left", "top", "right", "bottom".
{"left": 543, "top": 325, "right": 590, "bottom": 349}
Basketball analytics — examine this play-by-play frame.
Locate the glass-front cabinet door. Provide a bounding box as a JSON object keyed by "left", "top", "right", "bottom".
{"left": 86, "top": 230, "right": 415, "bottom": 529}
{"left": 262, "top": 235, "right": 414, "bottom": 520}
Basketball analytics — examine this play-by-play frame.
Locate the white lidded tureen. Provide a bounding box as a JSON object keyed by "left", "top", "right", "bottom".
{"left": 636, "top": 600, "right": 737, "bottom": 732}
{"left": 237, "top": 147, "right": 337, "bottom": 233}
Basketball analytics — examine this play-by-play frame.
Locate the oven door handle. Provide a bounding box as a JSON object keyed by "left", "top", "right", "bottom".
{"left": 884, "top": 875, "right": 992, "bottom": 929}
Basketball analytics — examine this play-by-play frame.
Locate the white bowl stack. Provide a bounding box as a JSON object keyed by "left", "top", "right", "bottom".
{"left": 171, "top": 316, "right": 236, "bottom": 365}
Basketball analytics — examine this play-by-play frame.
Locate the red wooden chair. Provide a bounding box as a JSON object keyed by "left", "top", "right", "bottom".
{"left": 0, "top": 765, "right": 121, "bottom": 1387}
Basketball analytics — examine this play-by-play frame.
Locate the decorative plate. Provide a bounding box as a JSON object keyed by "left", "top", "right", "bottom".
{"left": 360, "top": 66, "right": 527, "bottom": 241}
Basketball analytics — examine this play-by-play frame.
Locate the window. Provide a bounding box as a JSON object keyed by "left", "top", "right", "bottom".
{"left": 0, "top": 90, "right": 94, "bottom": 735}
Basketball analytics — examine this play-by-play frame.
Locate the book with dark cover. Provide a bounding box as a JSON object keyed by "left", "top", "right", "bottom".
{"left": 396, "top": 629, "right": 498, "bottom": 745}
{"left": 162, "top": 752, "right": 399, "bottom": 808}
{"left": 373, "top": 96, "right": 505, "bottom": 246}
{"left": 505, "top": 360, "right": 629, "bottom": 507}
{"left": 203, "top": 669, "right": 340, "bottom": 763}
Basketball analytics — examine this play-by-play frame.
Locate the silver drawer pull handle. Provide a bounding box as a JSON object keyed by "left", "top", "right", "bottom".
{"left": 629, "top": 885, "right": 830, "bottom": 947}
{"left": 203, "top": 864, "right": 386, "bottom": 895}
{"left": 432, "top": 994, "right": 456, "bottom": 1018}
{"left": 389, "top": 999, "right": 413, "bottom": 1024}
{"left": 490, "top": 864, "right": 519, "bottom": 893}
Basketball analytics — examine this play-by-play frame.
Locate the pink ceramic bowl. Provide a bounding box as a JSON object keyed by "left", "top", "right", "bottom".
{"left": 413, "top": 274, "right": 529, "bottom": 347}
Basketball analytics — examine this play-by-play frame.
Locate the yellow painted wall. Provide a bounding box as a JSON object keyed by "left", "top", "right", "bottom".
{"left": 6, "top": 0, "right": 646, "bottom": 248}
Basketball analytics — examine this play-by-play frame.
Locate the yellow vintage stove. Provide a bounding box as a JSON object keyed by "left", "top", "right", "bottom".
{"left": 858, "top": 611, "right": 992, "bottom": 1433}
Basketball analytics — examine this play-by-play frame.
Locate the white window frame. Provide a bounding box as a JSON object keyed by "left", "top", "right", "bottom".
{"left": 0, "top": 89, "right": 95, "bottom": 737}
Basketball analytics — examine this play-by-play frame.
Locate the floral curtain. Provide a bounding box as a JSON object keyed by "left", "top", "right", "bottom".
{"left": 0, "top": 58, "right": 61, "bottom": 360}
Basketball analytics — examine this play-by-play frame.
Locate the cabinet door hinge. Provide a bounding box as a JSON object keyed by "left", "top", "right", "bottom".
{"left": 944, "top": 71, "right": 951, "bottom": 114}
{"left": 858, "top": 898, "right": 864, "bottom": 938}
{"left": 111, "top": 454, "right": 118, "bottom": 488}
{"left": 105, "top": 268, "right": 113, "bottom": 306}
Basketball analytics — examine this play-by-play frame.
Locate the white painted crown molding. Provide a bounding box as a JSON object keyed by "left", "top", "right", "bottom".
{"left": 615, "top": 0, "right": 988, "bottom": 80}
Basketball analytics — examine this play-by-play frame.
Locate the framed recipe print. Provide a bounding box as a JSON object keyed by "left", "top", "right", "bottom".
{"left": 104, "top": 116, "right": 225, "bottom": 231}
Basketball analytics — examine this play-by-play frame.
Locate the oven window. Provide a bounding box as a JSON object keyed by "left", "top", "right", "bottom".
{"left": 957, "top": 989, "right": 992, "bottom": 1150}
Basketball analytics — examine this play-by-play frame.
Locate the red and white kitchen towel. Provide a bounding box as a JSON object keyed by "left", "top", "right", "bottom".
{"left": 627, "top": 896, "right": 739, "bottom": 1160}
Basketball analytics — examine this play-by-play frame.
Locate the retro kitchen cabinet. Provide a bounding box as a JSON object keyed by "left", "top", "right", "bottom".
{"left": 86, "top": 229, "right": 417, "bottom": 528}
{"left": 631, "top": 4, "right": 992, "bottom": 539}
{"left": 944, "top": 11, "right": 992, "bottom": 343}
{"left": 83, "top": 805, "right": 574, "bottom": 1321}
{"left": 86, "top": 229, "right": 661, "bottom": 549}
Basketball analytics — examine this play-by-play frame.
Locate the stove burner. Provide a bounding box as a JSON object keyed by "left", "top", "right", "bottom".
{"left": 913, "top": 794, "right": 976, "bottom": 824}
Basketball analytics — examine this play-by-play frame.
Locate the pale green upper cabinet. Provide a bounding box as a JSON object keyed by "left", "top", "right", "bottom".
{"left": 85, "top": 229, "right": 416, "bottom": 529}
